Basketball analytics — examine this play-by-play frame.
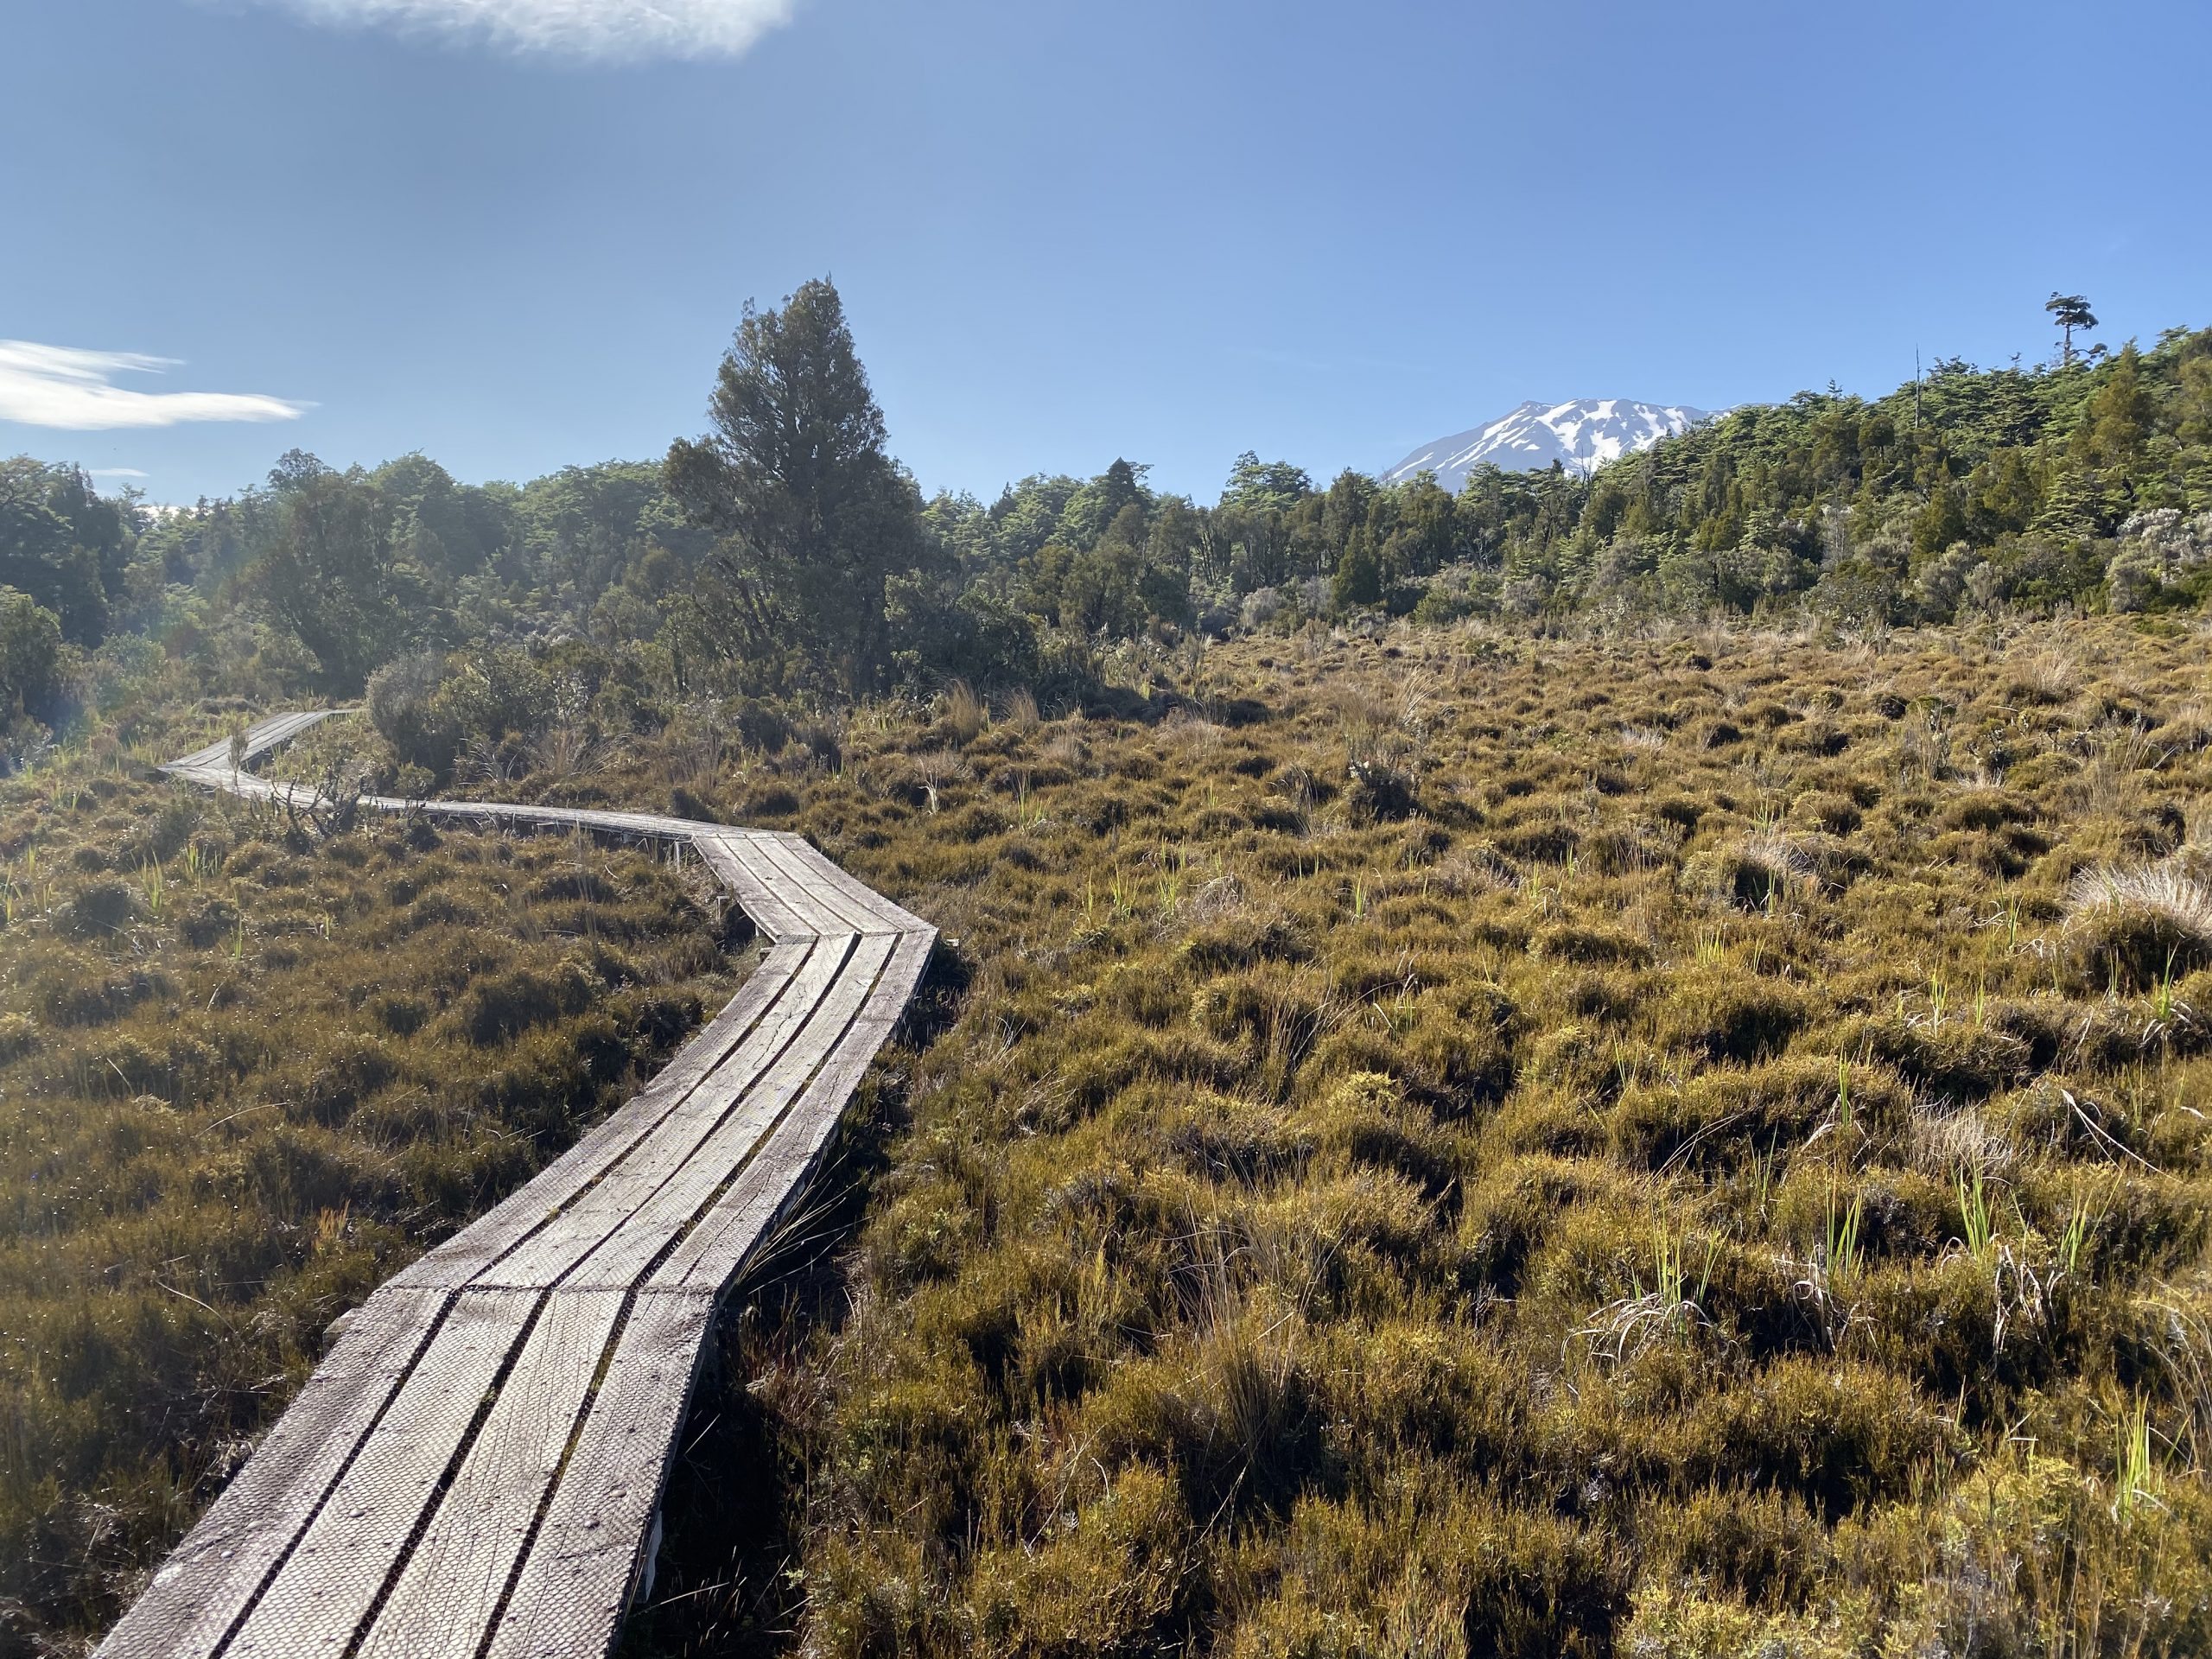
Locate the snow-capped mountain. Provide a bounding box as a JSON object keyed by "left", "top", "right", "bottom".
{"left": 1382, "top": 399, "right": 1713, "bottom": 491}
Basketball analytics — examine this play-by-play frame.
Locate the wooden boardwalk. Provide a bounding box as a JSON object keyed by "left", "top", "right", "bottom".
{"left": 99, "top": 712, "right": 935, "bottom": 1659}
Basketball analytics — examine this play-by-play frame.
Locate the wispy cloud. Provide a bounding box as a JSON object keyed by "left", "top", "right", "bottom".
{"left": 87, "top": 467, "right": 151, "bottom": 479}
{"left": 253, "top": 0, "right": 797, "bottom": 60}
{"left": 0, "top": 342, "right": 308, "bottom": 431}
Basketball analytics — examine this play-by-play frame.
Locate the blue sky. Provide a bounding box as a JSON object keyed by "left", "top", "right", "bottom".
{"left": 4, "top": 0, "right": 2209, "bottom": 505}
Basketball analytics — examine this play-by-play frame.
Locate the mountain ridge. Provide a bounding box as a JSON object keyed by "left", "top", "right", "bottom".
{"left": 1382, "top": 397, "right": 1714, "bottom": 491}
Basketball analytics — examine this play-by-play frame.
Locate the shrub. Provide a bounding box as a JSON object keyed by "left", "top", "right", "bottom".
{"left": 181, "top": 895, "right": 240, "bottom": 949}
{"left": 1794, "top": 789, "right": 1862, "bottom": 834}
{"left": 1535, "top": 924, "right": 1651, "bottom": 967}
{"left": 1833, "top": 1012, "right": 2025, "bottom": 1102}
{"left": 1681, "top": 839, "right": 1809, "bottom": 911}
{"left": 35, "top": 618, "right": 2212, "bottom": 1659}
{"left": 966, "top": 1465, "right": 1189, "bottom": 1656}
{"left": 365, "top": 649, "right": 453, "bottom": 773}
{"left": 1681, "top": 1358, "right": 1957, "bottom": 1520}
{"left": 1611, "top": 1056, "right": 1907, "bottom": 1171}
{"left": 1459, "top": 1155, "right": 1593, "bottom": 1296}
{"left": 470, "top": 957, "right": 601, "bottom": 1046}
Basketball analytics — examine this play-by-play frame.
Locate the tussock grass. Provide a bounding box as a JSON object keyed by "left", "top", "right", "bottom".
{"left": 27, "top": 614, "right": 2212, "bottom": 1658}
{"left": 2065, "top": 859, "right": 2212, "bottom": 990}
{"left": 0, "top": 753, "right": 735, "bottom": 1643}
{"left": 651, "top": 617, "right": 2212, "bottom": 1659}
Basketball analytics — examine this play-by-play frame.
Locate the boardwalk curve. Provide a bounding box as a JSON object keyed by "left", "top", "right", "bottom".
{"left": 98, "top": 711, "right": 936, "bottom": 1659}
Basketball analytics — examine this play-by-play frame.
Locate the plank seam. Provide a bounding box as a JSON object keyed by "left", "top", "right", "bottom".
{"left": 325, "top": 1290, "right": 556, "bottom": 1659}
{"left": 610, "top": 940, "right": 897, "bottom": 1298}
{"left": 198, "top": 1289, "right": 461, "bottom": 1659}
{"left": 464, "top": 1287, "right": 639, "bottom": 1659}
{"left": 447, "top": 936, "right": 840, "bottom": 1290}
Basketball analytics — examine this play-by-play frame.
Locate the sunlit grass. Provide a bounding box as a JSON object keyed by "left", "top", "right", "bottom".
{"left": 0, "top": 752, "right": 736, "bottom": 1641}
{"left": 22, "top": 613, "right": 2212, "bottom": 1657}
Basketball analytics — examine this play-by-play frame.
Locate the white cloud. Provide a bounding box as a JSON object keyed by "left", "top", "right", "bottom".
{"left": 256, "top": 0, "right": 796, "bottom": 60}
{"left": 0, "top": 341, "right": 308, "bottom": 431}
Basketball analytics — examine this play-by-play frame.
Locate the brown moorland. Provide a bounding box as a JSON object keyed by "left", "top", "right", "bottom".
{"left": 12, "top": 613, "right": 2212, "bottom": 1658}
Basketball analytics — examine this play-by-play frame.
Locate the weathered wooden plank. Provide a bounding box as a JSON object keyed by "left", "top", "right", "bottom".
{"left": 391, "top": 940, "right": 814, "bottom": 1291}
{"left": 162, "top": 710, "right": 333, "bottom": 780}
{"left": 353, "top": 1289, "right": 626, "bottom": 1659}
{"left": 656, "top": 928, "right": 933, "bottom": 1293}
{"left": 746, "top": 832, "right": 896, "bottom": 935}
{"left": 692, "top": 832, "right": 810, "bottom": 942}
{"left": 715, "top": 830, "right": 862, "bottom": 938}
{"left": 225, "top": 1290, "right": 538, "bottom": 1659}
{"left": 759, "top": 830, "right": 929, "bottom": 936}
{"left": 482, "top": 1290, "right": 718, "bottom": 1659}
{"left": 472, "top": 935, "right": 861, "bottom": 1292}
{"left": 118, "top": 713, "right": 939, "bottom": 1659}
{"left": 92, "top": 1288, "right": 447, "bottom": 1659}
{"left": 563, "top": 931, "right": 895, "bottom": 1294}
{"left": 744, "top": 832, "right": 881, "bottom": 931}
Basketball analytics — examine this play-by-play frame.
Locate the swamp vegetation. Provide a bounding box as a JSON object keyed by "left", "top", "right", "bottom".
{"left": 10, "top": 613, "right": 2211, "bottom": 1656}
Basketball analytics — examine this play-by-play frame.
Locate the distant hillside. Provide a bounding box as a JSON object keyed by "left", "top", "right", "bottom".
{"left": 1382, "top": 397, "right": 1713, "bottom": 489}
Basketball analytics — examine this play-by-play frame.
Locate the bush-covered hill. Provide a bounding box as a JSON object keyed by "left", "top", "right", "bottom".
{"left": 3, "top": 288, "right": 2208, "bottom": 778}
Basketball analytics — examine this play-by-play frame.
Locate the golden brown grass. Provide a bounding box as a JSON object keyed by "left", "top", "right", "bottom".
{"left": 744, "top": 615, "right": 2212, "bottom": 1659}
{"left": 0, "top": 755, "right": 736, "bottom": 1648}
{"left": 23, "top": 613, "right": 2212, "bottom": 1659}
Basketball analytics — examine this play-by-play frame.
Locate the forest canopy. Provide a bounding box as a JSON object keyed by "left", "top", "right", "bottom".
{"left": 3, "top": 284, "right": 2208, "bottom": 778}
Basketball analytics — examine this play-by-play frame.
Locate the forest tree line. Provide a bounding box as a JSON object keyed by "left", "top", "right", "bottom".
{"left": 3, "top": 280, "right": 2209, "bottom": 774}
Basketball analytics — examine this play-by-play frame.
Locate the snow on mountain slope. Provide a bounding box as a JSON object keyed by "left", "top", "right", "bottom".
{"left": 1382, "top": 398, "right": 1713, "bottom": 490}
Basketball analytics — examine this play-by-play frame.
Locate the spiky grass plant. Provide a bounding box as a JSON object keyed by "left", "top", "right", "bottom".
{"left": 2065, "top": 861, "right": 2212, "bottom": 990}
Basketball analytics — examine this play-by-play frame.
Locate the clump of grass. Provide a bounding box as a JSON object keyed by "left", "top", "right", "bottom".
{"left": 1955, "top": 1166, "right": 1997, "bottom": 1260}
{"left": 908, "top": 749, "right": 972, "bottom": 812}
{"left": 938, "top": 679, "right": 988, "bottom": 746}
{"left": 2064, "top": 861, "right": 2212, "bottom": 991}
{"left": 1682, "top": 834, "right": 1812, "bottom": 913}
{"left": 1572, "top": 1218, "right": 1718, "bottom": 1363}
{"left": 2004, "top": 649, "right": 2079, "bottom": 708}
{"left": 2113, "top": 1395, "right": 2164, "bottom": 1522}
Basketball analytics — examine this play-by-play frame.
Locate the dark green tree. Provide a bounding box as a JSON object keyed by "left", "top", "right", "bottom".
{"left": 665, "top": 279, "right": 931, "bottom": 697}
{"left": 257, "top": 454, "right": 434, "bottom": 694}
{"left": 1332, "top": 524, "right": 1382, "bottom": 609}
{"left": 0, "top": 587, "right": 65, "bottom": 727}
{"left": 1056, "top": 459, "right": 1151, "bottom": 549}
{"left": 0, "top": 460, "right": 112, "bottom": 647}
{"left": 2046, "top": 293, "right": 2098, "bottom": 365}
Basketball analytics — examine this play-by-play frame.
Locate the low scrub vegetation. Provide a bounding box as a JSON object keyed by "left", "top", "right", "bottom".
{"left": 607, "top": 614, "right": 2212, "bottom": 1657}
{"left": 0, "top": 734, "right": 738, "bottom": 1649}
{"left": 17, "top": 611, "right": 2212, "bottom": 1658}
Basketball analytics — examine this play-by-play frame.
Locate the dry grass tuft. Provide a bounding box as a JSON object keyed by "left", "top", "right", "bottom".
{"left": 2065, "top": 861, "right": 2212, "bottom": 990}
{"left": 939, "top": 679, "right": 988, "bottom": 746}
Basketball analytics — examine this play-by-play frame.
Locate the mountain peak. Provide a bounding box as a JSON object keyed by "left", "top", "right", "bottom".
{"left": 1382, "top": 398, "right": 1713, "bottom": 491}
